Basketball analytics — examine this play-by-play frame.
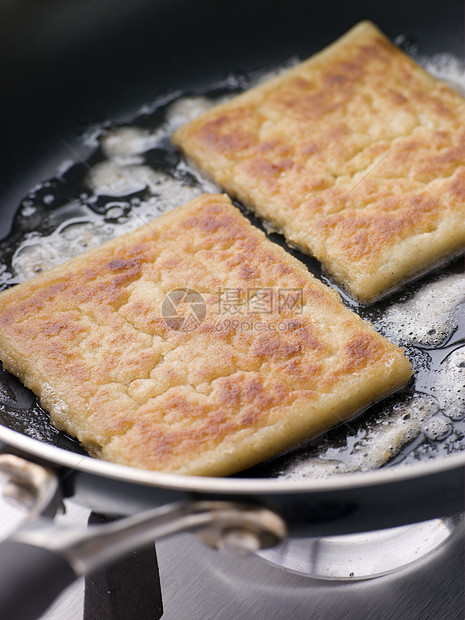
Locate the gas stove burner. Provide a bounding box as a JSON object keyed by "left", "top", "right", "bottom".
{"left": 256, "top": 515, "right": 463, "bottom": 580}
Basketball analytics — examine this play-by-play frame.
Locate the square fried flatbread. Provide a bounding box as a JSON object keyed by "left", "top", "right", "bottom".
{"left": 0, "top": 194, "right": 411, "bottom": 475}
{"left": 172, "top": 21, "right": 465, "bottom": 302}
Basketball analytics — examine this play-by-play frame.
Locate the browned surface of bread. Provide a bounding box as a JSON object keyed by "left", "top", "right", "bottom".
{"left": 0, "top": 194, "right": 411, "bottom": 475}
{"left": 172, "top": 21, "right": 465, "bottom": 302}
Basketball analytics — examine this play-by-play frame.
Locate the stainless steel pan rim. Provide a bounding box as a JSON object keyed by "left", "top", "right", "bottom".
{"left": 1, "top": 423, "right": 464, "bottom": 495}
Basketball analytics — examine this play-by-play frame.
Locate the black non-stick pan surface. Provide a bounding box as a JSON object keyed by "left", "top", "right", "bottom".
{"left": 0, "top": 0, "right": 464, "bottom": 534}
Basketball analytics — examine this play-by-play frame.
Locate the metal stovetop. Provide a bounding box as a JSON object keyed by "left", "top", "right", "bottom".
{"left": 0, "top": 493, "right": 463, "bottom": 619}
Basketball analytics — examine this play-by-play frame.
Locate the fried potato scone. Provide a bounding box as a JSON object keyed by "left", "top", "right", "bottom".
{"left": 0, "top": 194, "right": 411, "bottom": 475}
{"left": 172, "top": 21, "right": 465, "bottom": 302}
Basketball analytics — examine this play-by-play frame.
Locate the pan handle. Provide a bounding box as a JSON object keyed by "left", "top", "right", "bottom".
{"left": 0, "top": 455, "right": 287, "bottom": 620}
{"left": 0, "top": 539, "right": 77, "bottom": 620}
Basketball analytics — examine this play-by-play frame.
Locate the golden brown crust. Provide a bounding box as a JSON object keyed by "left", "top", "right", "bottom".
{"left": 172, "top": 21, "right": 465, "bottom": 302}
{"left": 0, "top": 193, "right": 411, "bottom": 475}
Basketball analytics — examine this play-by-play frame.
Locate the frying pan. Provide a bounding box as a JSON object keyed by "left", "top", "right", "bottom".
{"left": 0, "top": 1, "right": 464, "bottom": 618}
